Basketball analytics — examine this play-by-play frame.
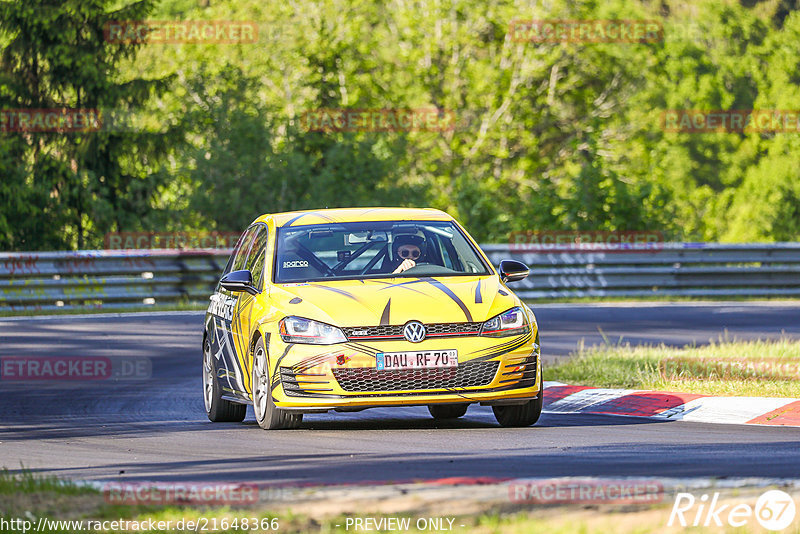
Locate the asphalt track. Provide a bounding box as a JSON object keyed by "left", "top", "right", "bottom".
{"left": 1, "top": 303, "right": 799, "bottom": 485}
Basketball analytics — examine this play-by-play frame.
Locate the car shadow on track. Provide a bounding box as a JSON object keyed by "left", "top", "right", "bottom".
{"left": 17, "top": 439, "right": 800, "bottom": 484}
{"left": 0, "top": 409, "right": 668, "bottom": 442}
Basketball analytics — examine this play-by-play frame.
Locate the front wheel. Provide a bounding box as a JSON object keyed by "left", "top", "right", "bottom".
{"left": 203, "top": 337, "right": 246, "bottom": 422}
{"left": 252, "top": 338, "right": 302, "bottom": 430}
{"left": 492, "top": 372, "right": 543, "bottom": 427}
{"left": 428, "top": 403, "right": 469, "bottom": 419}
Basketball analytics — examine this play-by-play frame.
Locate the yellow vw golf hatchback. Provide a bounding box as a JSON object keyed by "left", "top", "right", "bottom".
{"left": 203, "top": 207, "right": 541, "bottom": 429}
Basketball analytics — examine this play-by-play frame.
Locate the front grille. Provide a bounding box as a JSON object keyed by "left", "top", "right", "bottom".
{"left": 342, "top": 322, "right": 482, "bottom": 341}
{"left": 332, "top": 360, "right": 499, "bottom": 392}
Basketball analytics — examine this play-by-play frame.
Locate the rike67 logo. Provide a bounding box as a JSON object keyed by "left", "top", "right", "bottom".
{"left": 669, "top": 489, "right": 796, "bottom": 530}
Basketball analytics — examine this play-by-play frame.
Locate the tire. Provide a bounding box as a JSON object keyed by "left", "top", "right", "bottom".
{"left": 252, "top": 338, "right": 303, "bottom": 430}
{"left": 492, "top": 371, "right": 543, "bottom": 427}
{"left": 203, "top": 336, "right": 246, "bottom": 423}
{"left": 428, "top": 403, "right": 469, "bottom": 419}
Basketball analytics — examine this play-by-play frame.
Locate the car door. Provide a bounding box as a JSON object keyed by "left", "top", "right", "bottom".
{"left": 208, "top": 226, "right": 257, "bottom": 398}
{"left": 231, "top": 224, "right": 268, "bottom": 397}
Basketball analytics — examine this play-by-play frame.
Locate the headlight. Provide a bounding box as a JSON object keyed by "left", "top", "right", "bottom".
{"left": 278, "top": 316, "right": 347, "bottom": 344}
{"left": 481, "top": 307, "right": 528, "bottom": 337}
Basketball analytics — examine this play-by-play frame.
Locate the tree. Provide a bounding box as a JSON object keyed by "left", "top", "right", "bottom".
{"left": 0, "top": 0, "right": 177, "bottom": 250}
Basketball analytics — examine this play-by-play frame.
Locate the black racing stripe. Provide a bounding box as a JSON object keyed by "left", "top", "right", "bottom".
{"left": 378, "top": 279, "right": 427, "bottom": 288}
{"left": 294, "top": 349, "right": 340, "bottom": 368}
{"left": 469, "top": 334, "right": 533, "bottom": 362}
{"left": 358, "top": 208, "right": 384, "bottom": 216}
{"left": 294, "top": 355, "right": 329, "bottom": 370}
{"left": 486, "top": 331, "right": 532, "bottom": 352}
{"left": 380, "top": 299, "right": 391, "bottom": 326}
{"left": 420, "top": 277, "right": 473, "bottom": 322}
{"left": 294, "top": 351, "right": 340, "bottom": 372}
{"left": 308, "top": 283, "right": 361, "bottom": 302}
{"left": 467, "top": 331, "right": 532, "bottom": 357}
{"left": 274, "top": 343, "right": 295, "bottom": 370}
{"left": 376, "top": 280, "right": 429, "bottom": 295}
{"left": 283, "top": 213, "right": 309, "bottom": 226}
{"left": 474, "top": 279, "right": 482, "bottom": 304}
{"left": 344, "top": 342, "right": 380, "bottom": 358}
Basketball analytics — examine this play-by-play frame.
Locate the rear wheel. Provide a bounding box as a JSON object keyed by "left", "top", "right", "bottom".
{"left": 428, "top": 403, "right": 469, "bottom": 419}
{"left": 252, "top": 338, "right": 303, "bottom": 430}
{"left": 492, "top": 371, "right": 543, "bottom": 427}
{"left": 203, "top": 337, "right": 246, "bottom": 422}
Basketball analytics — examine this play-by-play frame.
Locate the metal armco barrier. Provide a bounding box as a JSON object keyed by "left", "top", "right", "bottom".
{"left": 483, "top": 242, "right": 800, "bottom": 299}
{"left": 0, "top": 249, "right": 231, "bottom": 311}
{"left": 1, "top": 243, "right": 799, "bottom": 311}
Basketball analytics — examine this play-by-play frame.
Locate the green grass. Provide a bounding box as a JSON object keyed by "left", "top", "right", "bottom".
{"left": 548, "top": 337, "right": 800, "bottom": 397}
{"left": 0, "top": 469, "right": 93, "bottom": 496}
{"left": 2, "top": 470, "right": 793, "bottom": 533}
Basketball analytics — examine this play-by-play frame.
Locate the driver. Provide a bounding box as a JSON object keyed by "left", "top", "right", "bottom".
{"left": 391, "top": 234, "right": 427, "bottom": 274}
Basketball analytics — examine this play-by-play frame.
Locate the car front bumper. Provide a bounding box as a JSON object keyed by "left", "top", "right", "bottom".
{"left": 268, "top": 330, "right": 541, "bottom": 411}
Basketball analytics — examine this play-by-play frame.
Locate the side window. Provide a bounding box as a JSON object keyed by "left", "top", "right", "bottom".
{"left": 232, "top": 227, "right": 257, "bottom": 272}
{"left": 245, "top": 226, "right": 268, "bottom": 290}
{"left": 223, "top": 229, "right": 252, "bottom": 277}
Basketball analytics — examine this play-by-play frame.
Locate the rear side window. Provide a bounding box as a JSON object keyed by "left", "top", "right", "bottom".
{"left": 223, "top": 227, "right": 254, "bottom": 277}
{"left": 232, "top": 227, "right": 257, "bottom": 273}
{"left": 245, "top": 226, "right": 268, "bottom": 290}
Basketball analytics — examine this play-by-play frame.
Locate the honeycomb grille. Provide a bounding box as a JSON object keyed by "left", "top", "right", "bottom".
{"left": 342, "top": 322, "right": 482, "bottom": 340}
{"left": 332, "top": 360, "right": 499, "bottom": 392}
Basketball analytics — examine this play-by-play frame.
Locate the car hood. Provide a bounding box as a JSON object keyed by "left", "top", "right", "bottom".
{"left": 269, "top": 276, "right": 519, "bottom": 327}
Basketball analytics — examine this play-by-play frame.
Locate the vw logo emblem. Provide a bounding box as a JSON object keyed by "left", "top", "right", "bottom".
{"left": 403, "top": 321, "right": 426, "bottom": 343}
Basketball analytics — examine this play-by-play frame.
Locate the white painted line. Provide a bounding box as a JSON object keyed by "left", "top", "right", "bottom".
{"left": 544, "top": 384, "right": 800, "bottom": 427}
{"left": 661, "top": 396, "right": 797, "bottom": 425}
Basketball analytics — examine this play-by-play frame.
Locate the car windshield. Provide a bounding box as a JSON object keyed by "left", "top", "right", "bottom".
{"left": 274, "top": 220, "right": 492, "bottom": 283}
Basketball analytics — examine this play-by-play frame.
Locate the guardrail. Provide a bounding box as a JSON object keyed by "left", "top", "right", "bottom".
{"left": 0, "top": 249, "right": 230, "bottom": 311}
{"left": 483, "top": 242, "right": 800, "bottom": 299}
{"left": 1, "top": 243, "right": 799, "bottom": 311}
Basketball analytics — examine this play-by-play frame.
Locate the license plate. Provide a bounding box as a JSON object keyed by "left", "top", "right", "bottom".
{"left": 376, "top": 350, "right": 458, "bottom": 371}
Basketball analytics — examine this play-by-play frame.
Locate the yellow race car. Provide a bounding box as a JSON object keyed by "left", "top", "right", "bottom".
{"left": 203, "top": 207, "right": 541, "bottom": 429}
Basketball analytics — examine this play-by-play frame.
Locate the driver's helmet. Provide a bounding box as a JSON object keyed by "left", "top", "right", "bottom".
{"left": 392, "top": 234, "right": 427, "bottom": 264}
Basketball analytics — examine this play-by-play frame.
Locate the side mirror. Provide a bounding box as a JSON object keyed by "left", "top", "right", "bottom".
{"left": 498, "top": 259, "right": 529, "bottom": 283}
{"left": 220, "top": 269, "right": 259, "bottom": 295}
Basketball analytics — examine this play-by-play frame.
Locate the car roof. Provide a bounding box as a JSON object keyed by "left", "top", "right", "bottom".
{"left": 254, "top": 207, "right": 453, "bottom": 228}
